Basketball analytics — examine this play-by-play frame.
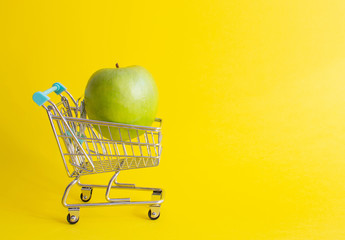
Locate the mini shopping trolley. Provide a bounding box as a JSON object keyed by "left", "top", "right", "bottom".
{"left": 33, "top": 82, "right": 164, "bottom": 224}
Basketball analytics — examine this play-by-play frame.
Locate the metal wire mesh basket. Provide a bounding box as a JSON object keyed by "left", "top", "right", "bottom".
{"left": 48, "top": 96, "right": 162, "bottom": 177}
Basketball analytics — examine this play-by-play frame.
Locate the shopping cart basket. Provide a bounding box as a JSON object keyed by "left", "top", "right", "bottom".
{"left": 33, "top": 82, "right": 164, "bottom": 224}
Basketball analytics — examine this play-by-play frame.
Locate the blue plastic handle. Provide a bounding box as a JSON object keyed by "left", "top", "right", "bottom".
{"left": 33, "top": 82, "right": 67, "bottom": 106}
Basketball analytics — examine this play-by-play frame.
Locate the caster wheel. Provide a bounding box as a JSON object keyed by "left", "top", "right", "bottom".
{"left": 148, "top": 209, "right": 160, "bottom": 220}
{"left": 80, "top": 189, "right": 93, "bottom": 202}
{"left": 67, "top": 213, "right": 79, "bottom": 224}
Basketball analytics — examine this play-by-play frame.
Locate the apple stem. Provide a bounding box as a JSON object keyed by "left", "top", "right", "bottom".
{"left": 116, "top": 63, "right": 119, "bottom": 68}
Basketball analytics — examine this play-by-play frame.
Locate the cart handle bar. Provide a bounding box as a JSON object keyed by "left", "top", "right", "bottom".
{"left": 33, "top": 82, "right": 67, "bottom": 106}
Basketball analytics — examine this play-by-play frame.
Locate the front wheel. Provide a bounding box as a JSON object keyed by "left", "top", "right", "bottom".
{"left": 67, "top": 213, "right": 79, "bottom": 224}
{"left": 148, "top": 209, "right": 160, "bottom": 220}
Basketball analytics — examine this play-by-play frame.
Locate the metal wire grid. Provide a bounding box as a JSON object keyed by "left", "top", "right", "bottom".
{"left": 47, "top": 96, "right": 162, "bottom": 177}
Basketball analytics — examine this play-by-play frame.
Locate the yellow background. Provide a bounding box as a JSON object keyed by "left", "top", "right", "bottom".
{"left": 1, "top": 0, "right": 345, "bottom": 239}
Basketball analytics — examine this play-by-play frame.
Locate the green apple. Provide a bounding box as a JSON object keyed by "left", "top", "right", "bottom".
{"left": 84, "top": 64, "right": 158, "bottom": 141}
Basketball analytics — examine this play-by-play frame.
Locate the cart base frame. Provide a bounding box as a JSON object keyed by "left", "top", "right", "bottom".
{"left": 62, "top": 171, "right": 164, "bottom": 223}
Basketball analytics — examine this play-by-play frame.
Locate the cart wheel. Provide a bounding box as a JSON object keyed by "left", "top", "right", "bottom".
{"left": 67, "top": 213, "right": 79, "bottom": 224}
{"left": 148, "top": 209, "right": 160, "bottom": 220}
{"left": 80, "top": 193, "right": 92, "bottom": 202}
{"left": 80, "top": 188, "right": 93, "bottom": 202}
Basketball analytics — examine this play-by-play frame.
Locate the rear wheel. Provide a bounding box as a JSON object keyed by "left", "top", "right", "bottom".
{"left": 67, "top": 213, "right": 79, "bottom": 224}
{"left": 148, "top": 209, "right": 160, "bottom": 220}
{"left": 80, "top": 188, "right": 93, "bottom": 202}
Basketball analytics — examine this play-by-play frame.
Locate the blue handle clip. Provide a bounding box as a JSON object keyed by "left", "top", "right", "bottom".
{"left": 32, "top": 82, "right": 67, "bottom": 106}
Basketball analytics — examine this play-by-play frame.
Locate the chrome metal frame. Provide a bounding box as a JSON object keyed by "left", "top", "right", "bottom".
{"left": 62, "top": 172, "right": 164, "bottom": 208}
{"left": 39, "top": 89, "right": 164, "bottom": 223}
